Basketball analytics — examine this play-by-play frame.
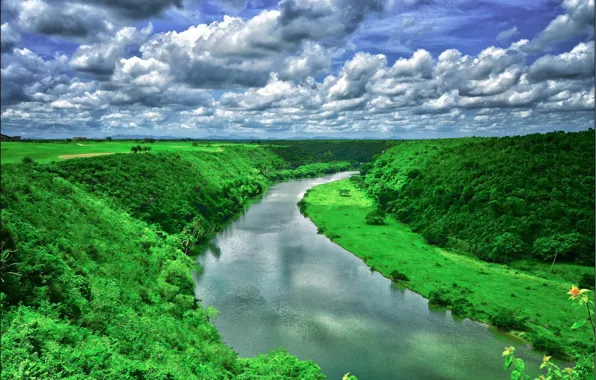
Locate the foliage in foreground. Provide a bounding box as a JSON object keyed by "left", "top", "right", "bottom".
{"left": 503, "top": 286, "right": 594, "bottom": 380}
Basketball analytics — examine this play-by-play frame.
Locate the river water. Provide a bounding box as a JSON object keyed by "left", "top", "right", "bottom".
{"left": 194, "top": 172, "right": 543, "bottom": 379}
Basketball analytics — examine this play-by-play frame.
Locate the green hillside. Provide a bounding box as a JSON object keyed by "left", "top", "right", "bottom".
{"left": 301, "top": 129, "right": 595, "bottom": 362}
{"left": 0, "top": 146, "right": 352, "bottom": 379}
{"left": 362, "top": 130, "right": 595, "bottom": 266}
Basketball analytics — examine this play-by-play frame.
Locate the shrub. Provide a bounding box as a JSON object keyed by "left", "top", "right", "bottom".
{"left": 422, "top": 225, "right": 447, "bottom": 246}
{"left": 390, "top": 269, "right": 409, "bottom": 283}
{"left": 365, "top": 209, "right": 386, "bottom": 225}
{"left": 530, "top": 335, "right": 565, "bottom": 356}
{"left": 489, "top": 308, "right": 527, "bottom": 331}
{"left": 428, "top": 289, "right": 450, "bottom": 307}
{"left": 22, "top": 156, "right": 34, "bottom": 164}
{"left": 450, "top": 297, "right": 474, "bottom": 318}
{"left": 297, "top": 198, "right": 308, "bottom": 216}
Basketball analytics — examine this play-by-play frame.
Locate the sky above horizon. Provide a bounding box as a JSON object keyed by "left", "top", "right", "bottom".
{"left": 0, "top": 0, "right": 594, "bottom": 139}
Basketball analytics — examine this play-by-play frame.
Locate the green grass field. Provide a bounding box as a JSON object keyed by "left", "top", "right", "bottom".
{"left": 0, "top": 141, "right": 264, "bottom": 164}
{"left": 303, "top": 179, "right": 594, "bottom": 359}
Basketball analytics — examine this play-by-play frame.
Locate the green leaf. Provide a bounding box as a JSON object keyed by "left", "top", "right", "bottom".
{"left": 571, "top": 319, "right": 587, "bottom": 329}
{"left": 511, "top": 370, "right": 521, "bottom": 380}
{"left": 505, "top": 356, "right": 513, "bottom": 370}
{"left": 515, "top": 359, "right": 525, "bottom": 373}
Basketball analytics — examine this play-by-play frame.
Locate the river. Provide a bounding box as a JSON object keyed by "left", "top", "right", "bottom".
{"left": 194, "top": 172, "right": 543, "bottom": 379}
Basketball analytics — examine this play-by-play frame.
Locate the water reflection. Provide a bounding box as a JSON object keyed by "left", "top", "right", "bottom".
{"left": 194, "top": 172, "right": 545, "bottom": 380}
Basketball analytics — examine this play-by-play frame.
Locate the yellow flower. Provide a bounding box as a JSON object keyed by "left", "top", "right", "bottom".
{"left": 564, "top": 367, "right": 573, "bottom": 374}
{"left": 568, "top": 285, "right": 588, "bottom": 300}
{"left": 502, "top": 346, "right": 515, "bottom": 356}
{"left": 542, "top": 355, "right": 551, "bottom": 364}
{"left": 342, "top": 373, "right": 351, "bottom": 380}
{"left": 539, "top": 376, "right": 546, "bottom": 380}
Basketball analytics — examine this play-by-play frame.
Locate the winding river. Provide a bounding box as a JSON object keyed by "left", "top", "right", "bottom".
{"left": 194, "top": 172, "right": 543, "bottom": 379}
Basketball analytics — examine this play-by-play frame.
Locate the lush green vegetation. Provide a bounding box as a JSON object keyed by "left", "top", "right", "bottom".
{"left": 3, "top": 132, "right": 593, "bottom": 378}
{"left": 361, "top": 130, "right": 594, "bottom": 266}
{"left": 503, "top": 286, "right": 595, "bottom": 380}
{"left": 0, "top": 145, "right": 353, "bottom": 379}
{"left": 271, "top": 140, "right": 398, "bottom": 167}
{"left": 303, "top": 129, "right": 595, "bottom": 365}
{"left": 0, "top": 140, "right": 255, "bottom": 164}
{"left": 302, "top": 179, "right": 594, "bottom": 363}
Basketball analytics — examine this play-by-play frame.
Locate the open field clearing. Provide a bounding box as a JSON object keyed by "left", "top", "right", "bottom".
{"left": 0, "top": 141, "right": 254, "bottom": 163}
{"left": 303, "top": 179, "right": 595, "bottom": 360}
{"left": 58, "top": 152, "right": 121, "bottom": 159}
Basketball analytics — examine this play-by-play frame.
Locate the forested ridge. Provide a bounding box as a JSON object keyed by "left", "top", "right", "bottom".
{"left": 362, "top": 129, "right": 595, "bottom": 266}
{"left": 271, "top": 140, "right": 397, "bottom": 167}
{"left": 0, "top": 146, "right": 351, "bottom": 379}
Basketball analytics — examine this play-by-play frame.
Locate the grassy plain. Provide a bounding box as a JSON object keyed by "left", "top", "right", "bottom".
{"left": 0, "top": 141, "right": 261, "bottom": 164}
{"left": 303, "top": 179, "right": 594, "bottom": 359}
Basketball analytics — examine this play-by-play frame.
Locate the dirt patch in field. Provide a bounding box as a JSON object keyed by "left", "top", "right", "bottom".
{"left": 59, "top": 152, "right": 118, "bottom": 159}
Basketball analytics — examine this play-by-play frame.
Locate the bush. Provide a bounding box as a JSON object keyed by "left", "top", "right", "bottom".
{"left": 422, "top": 225, "right": 447, "bottom": 246}
{"left": 365, "top": 209, "right": 386, "bottom": 225}
{"left": 530, "top": 335, "right": 565, "bottom": 356}
{"left": 22, "top": 156, "right": 34, "bottom": 164}
{"left": 297, "top": 198, "right": 308, "bottom": 216}
{"left": 428, "top": 289, "right": 450, "bottom": 307}
{"left": 489, "top": 308, "right": 527, "bottom": 331}
{"left": 450, "top": 297, "right": 474, "bottom": 318}
{"left": 390, "top": 269, "right": 409, "bottom": 283}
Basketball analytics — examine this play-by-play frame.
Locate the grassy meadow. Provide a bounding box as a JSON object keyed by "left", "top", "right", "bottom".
{"left": 0, "top": 140, "right": 263, "bottom": 164}
{"left": 302, "top": 179, "right": 594, "bottom": 360}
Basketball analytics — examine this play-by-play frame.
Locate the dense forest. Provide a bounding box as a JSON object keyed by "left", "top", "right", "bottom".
{"left": 362, "top": 130, "right": 595, "bottom": 266}
{"left": 0, "top": 145, "right": 354, "bottom": 379}
{"left": 271, "top": 140, "right": 397, "bottom": 168}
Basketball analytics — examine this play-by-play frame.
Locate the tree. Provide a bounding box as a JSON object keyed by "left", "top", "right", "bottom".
{"left": 0, "top": 243, "right": 20, "bottom": 283}
{"left": 131, "top": 145, "right": 142, "bottom": 153}
{"left": 487, "top": 232, "right": 523, "bottom": 263}
{"left": 533, "top": 233, "right": 581, "bottom": 271}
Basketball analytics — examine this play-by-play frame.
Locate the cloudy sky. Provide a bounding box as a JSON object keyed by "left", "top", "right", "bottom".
{"left": 1, "top": 0, "right": 594, "bottom": 138}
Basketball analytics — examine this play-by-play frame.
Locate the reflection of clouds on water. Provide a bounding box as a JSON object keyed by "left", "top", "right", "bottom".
{"left": 193, "top": 172, "right": 545, "bottom": 380}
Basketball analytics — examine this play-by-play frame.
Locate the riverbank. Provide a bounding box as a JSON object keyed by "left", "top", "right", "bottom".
{"left": 301, "top": 178, "right": 594, "bottom": 361}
